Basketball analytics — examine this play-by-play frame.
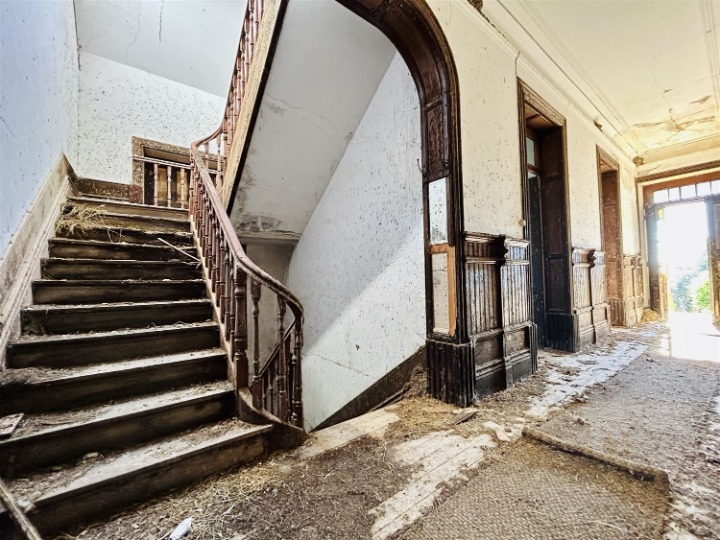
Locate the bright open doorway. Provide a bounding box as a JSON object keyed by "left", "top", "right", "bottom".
{"left": 656, "top": 201, "right": 719, "bottom": 361}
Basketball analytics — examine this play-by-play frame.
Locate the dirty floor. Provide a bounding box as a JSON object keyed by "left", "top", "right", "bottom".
{"left": 56, "top": 318, "right": 719, "bottom": 540}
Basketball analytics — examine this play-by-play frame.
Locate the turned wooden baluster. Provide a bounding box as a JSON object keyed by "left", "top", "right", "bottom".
{"left": 291, "top": 326, "right": 303, "bottom": 426}
{"left": 153, "top": 163, "right": 159, "bottom": 206}
{"left": 166, "top": 165, "right": 173, "bottom": 207}
{"left": 277, "top": 297, "right": 288, "bottom": 420}
{"left": 251, "top": 280, "right": 262, "bottom": 406}
{"left": 234, "top": 267, "right": 249, "bottom": 388}
{"left": 180, "top": 169, "right": 187, "bottom": 209}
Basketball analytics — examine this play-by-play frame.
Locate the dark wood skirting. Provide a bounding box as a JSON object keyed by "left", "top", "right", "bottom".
{"left": 464, "top": 234, "right": 537, "bottom": 400}
{"left": 426, "top": 339, "right": 473, "bottom": 406}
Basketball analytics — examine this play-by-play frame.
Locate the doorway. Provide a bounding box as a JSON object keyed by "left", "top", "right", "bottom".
{"left": 596, "top": 150, "right": 625, "bottom": 326}
{"left": 520, "top": 84, "right": 574, "bottom": 351}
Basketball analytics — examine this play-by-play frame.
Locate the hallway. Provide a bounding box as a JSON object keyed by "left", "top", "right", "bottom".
{"left": 55, "top": 318, "right": 720, "bottom": 539}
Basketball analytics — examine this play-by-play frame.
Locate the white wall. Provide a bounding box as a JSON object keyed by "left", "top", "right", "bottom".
{"left": 427, "top": 0, "right": 639, "bottom": 252}
{"left": 286, "top": 55, "right": 425, "bottom": 430}
{"left": 0, "top": 1, "right": 79, "bottom": 258}
{"left": 77, "top": 52, "right": 225, "bottom": 184}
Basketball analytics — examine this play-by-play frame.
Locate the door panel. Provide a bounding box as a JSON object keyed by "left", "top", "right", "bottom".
{"left": 705, "top": 196, "right": 720, "bottom": 324}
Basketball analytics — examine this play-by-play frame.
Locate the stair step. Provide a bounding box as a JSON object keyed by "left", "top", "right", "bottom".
{"left": 0, "top": 349, "right": 228, "bottom": 414}
{"left": 55, "top": 224, "right": 194, "bottom": 247}
{"left": 41, "top": 258, "right": 201, "bottom": 281}
{"left": 67, "top": 196, "right": 189, "bottom": 220}
{"left": 10, "top": 420, "right": 271, "bottom": 534}
{"left": 61, "top": 208, "right": 190, "bottom": 234}
{"left": 6, "top": 322, "right": 219, "bottom": 368}
{"left": 49, "top": 238, "right": 198, "bottom": 261}
{"left": 0, "top": 382, "right": 234, "bottom": 477}
{"left": 32, "top": 278, "right": 206, "bottom": 304}
{"left": 21, "top": 299, "right": 213, "bottom": 335}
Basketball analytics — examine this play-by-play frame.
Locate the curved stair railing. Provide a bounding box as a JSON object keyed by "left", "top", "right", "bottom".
{"left": 189, "top": 0, "right": 303, "bottom": 428}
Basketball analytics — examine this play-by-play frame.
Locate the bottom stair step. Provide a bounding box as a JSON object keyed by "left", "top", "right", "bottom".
{"left": 0, "top": 381, "right": 235, "bottom": 477}
{"left": 7, "top": 419, "right": 272, "bottom": 535}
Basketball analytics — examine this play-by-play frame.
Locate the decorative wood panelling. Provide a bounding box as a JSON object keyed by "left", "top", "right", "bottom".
{"left": 571, "top": 247, "right": 610, "bottom": 349}
{"left": 591, "top": 251, "right": 609, "bottom": 344}
{"left": 571, "top": 248, "right": 594, "bottom": 349}
{"left": 464, "top": 234, "right": 537, "bottom": 399}
{"left": 501, "top": 238, "right": 536, "bottom": 386}
{"left": 426, "top": 339, "right": 473, "bottom": 407}
{"left": 610, "top": 255, "right": 645, "bottom": 326}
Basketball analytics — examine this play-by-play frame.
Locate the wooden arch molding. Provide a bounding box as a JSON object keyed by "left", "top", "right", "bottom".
{"left": 335, "top": 0, "right": 472, "bottom": 404}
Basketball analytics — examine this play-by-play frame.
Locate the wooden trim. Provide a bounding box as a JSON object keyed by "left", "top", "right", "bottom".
{"left": 636, "top": 159, "right": 720, "bottom": 184}
{"left": 334, "top": 0, "right": 466, "bottom": 343}
{"left": 518, "top": 79, "right": 566, "bottom": 127}
{"left": 642, "top": 170, "right": 720, "bottom": 202}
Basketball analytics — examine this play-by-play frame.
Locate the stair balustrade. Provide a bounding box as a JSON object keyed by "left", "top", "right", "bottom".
{"left": 189, "top": 0, "right": 303, "bottom": 428}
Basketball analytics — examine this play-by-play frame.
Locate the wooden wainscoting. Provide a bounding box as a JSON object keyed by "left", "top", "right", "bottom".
{"left": 591, "top": 250, "right": 609, "bottom": 344}
{"left": 572, "top": 247, "right": 610, "bottom": 348}
{"left": 609, "top": 255, "right": 645, "bottom": 326}
{"left": 572, "top": 248, "right": 595, "bottom": 349}
{"left": 464, "top": 233, "right": 537, "bottom": 400}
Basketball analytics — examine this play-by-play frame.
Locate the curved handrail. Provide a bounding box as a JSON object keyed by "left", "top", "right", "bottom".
{"left": 189, "top": 145, "right": 303, "bottom": 322}
{"left": 188, "top": 0, "right": 303, "bottom": 427}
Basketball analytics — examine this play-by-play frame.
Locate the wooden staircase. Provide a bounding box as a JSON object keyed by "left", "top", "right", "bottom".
{"left": 0, "top": 192, "right": 272, "bottom": 536}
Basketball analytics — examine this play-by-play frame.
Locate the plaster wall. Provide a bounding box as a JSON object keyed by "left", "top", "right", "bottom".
{"left": 286, "top": 55, "right": 425, "bottom": 430}
{"left": 427, "top": 0, "right": 640, "bottom": 252}
{"left": 0, "top": 1, "right": 79, "bottom": 258}
{"left": 77, "top": 52, "right": 225, "bottom": 184}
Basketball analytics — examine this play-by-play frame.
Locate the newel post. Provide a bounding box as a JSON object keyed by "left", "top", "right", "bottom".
{"left": 234, "top": 267, "right": 249, "bottom": 389}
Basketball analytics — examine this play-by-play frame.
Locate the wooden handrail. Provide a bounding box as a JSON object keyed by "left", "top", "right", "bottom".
{"left": 188, "top": 0, "right": 303, "bottom": 427}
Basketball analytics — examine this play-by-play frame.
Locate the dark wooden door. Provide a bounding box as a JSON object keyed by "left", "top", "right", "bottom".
{"left": 600, "top": 171, "right": 623, "bottom": 324}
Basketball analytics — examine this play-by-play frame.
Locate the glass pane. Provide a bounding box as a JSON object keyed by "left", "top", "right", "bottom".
{"left": 432, "top": 252, "right": 449, "bottom": 333}
{"left": 712, "top": 180, "right": 720, "bottom": 194}
{"left": 680, "top": 185, "right": 696, "bottom": 199}
{"left": 697, "top": 182, "right": 711, "bottom": 197}
{"left": 428, "top": 178, "right": 448, "bottom": 245}
{"left": 653, "top": 190, "right": 669, "bottom": 204}
{"left": 668, "top": 187, "right": 680, "bottom": 201}
{"left": 526, "top": 137, "right": 536, "bottom": 167}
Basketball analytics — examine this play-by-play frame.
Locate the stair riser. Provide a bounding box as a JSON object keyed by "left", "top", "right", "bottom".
{"left": 26, "top": 435, "right": 266, "bottom": 535}
{"left": 41, "top": 261, "right": 200, "bottom": 281}
{"left": 55, "top": 226, "right": 194, "bottom": 247}
{"left": 32, "top": 281, "right": 206, "bottom": 304}
{"left": 86, "top": 213, "right": 190, "bottom": 233}
{"left": 7, "top": 326, "right": 220, "bottom": 368}
{"left": 0, "top": 356, "right": 227, "bottom": 415}
{"left": 49, "top": 241, "right": 198, "bottom": 262}
{"left": 21, "top": 303, "right": 213, "bottom": 335}
{"left": 0, "top": 392, "right": 235, "bottom": 477}
{"left": 68, "top": 200, "right": 189, "bottom": 220}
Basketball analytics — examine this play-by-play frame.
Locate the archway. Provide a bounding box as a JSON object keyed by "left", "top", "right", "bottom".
{"left": 335, "top": 0, "right": 472, "bottom": 404}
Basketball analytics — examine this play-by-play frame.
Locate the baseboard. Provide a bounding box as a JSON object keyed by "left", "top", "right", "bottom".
{"left": 0, "top": 154, "right": 74, "bottom": 368}
{"left": 313, "top": 347, "right": 425, "bottom": 431}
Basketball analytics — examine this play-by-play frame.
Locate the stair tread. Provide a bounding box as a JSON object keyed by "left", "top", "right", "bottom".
{"left": 49, "top": 237, "right": 196, "bottom": 251}
{"left": 42, "top": 257, "right": 199, "bottom": 267}
{"left": 22, "top": 298, "right": 211, "bottom": 313}
{"left": 68, "top": 196, "right": 189, "bottom": 217}
{"left": 3, "top": 381, "right": 233, "bottom": 442}
{"left": 0, "top": 348, "right": 226, "bottom": 385}
{"left": 11, "top": 419, "right": 271, "bottom": 504}
{"left": 9, "top": 321, "right": 217, "bottom": 350}
{"left": 35, "top": 278, "right": 204, "bottom": 286}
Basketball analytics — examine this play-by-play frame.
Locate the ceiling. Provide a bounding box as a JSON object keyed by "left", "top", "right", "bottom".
{"left": 497, "top": 0, "right": 720, "bottom": 161}
{"left": 75, "top": 0, "right": 246, "bottom": 97}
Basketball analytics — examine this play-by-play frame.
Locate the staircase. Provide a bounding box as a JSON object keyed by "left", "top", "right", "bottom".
{"left": 0, "top": 191, "right": 273, "bottom": 536}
